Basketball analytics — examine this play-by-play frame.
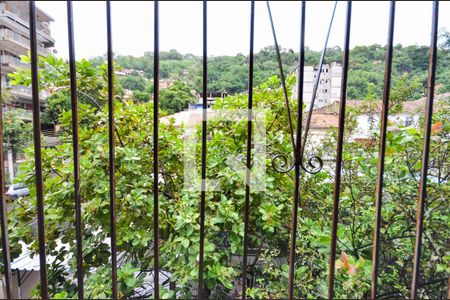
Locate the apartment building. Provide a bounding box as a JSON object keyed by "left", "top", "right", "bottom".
{"left": 0, "top": 1, "right": 54, "bottom": 185}
{"left": 0, "top": 1, "right": 54, "bottom": 110}
{"left": 294, "top": 62, "right": 342, "bottom": 110}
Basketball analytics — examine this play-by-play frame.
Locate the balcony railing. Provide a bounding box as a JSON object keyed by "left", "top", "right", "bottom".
{"left": 1, "top": 106, "right": 32, "bottom": 120}
{"left": 0, "top": 1, "right": 444, "bottom": 300}
{"left": 0, "top": 78, "right": 48, "bottom": 102}
{"left": 0, "top": 54, "right": 28, "bottom": 69}
{"left": 0, "top": 7, "right": 54, "bottom": 42}
{"left": 0, "top": 28, "right": 49, "bottom": 55}
{"left": 9, "top": 85, "right": 32, "bottom": 96}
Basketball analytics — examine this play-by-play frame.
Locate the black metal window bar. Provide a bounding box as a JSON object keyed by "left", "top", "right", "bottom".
{"left": 0, "top": 0, "right": 441, "bottom": 299}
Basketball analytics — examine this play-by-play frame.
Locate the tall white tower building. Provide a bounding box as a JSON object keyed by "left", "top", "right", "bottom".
{"left": 294, "top": 62, "right": 342, "bottom": 110}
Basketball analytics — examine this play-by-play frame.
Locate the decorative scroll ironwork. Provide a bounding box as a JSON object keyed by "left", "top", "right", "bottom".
{"left": 267, "top": 1, "right": 337, "bottom": 175}
{"left": 271, "top": 153, "right": 323, "bottom": 174}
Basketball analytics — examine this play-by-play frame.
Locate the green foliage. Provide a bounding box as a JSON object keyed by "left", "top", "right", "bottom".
{"left": 118, "top": 75, "right": 148, "bottom": 92}
{"left": 160, "top": 80, "right": 194, "bottom": 114}
{"left": 132, "top": 90, "right": 151, "bottom": 102}
{"left": 103, "top": 42, "right": 450, "bottom": 99}
{"left": 131, "top": 82, "right": 153, "bottom": 103}
{"left": 365, "top": 82, "right": 376, "bottom": 100}
{"left": 41, "top": 92, "right": 70, "bottom": 125}
{"left": 8, "top": 53, "right": 125, "bottom": 126}
{"left": 11, "top": 53, "right": 121, "bottom": 104}
{"left": 389, "top": 74, "right": 422, "bottom": 113}
{"left": 6, "top": 55, "right": 449, "bottom": 299}
{"left": 2, "top": 109, "right": 32, "bottom": 153}
{"left": 160, "top": 49, "right": 184, "bottom": 61}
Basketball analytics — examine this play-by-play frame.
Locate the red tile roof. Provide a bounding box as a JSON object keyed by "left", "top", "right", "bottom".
{"left": 309, "top": 113, "right": 339, "bottom": 129}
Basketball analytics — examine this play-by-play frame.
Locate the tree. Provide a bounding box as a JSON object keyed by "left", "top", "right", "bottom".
{"left": 41, "top": 92, "right": 71, "bottom": 126}
{"left": 118, "top": 75, "right": 148, "bottom": 92}
{"left": 92, "top": 43, "right": 450, "bottom": 98}
{"left": 1, "top": 109, "right": 32, "bottom": 184}
{"left": 9, "top": 54, "right": 122, "bottom": 126}
{"left": 160, "top": 49, "right": 183, "bottom": 61}
{"left": 160, "top": 80, "right": 194, "bottom": 114}
{"left": 2, "top": 109, "right": 32, "bottom": 154}
{"left": 6, "top": 58, "right": 449, "bottom": 299}
{"left": 132, "top": 90, "right": 151, "bottom": 102}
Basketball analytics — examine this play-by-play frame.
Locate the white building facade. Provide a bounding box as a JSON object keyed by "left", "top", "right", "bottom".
{"left": 294, "top": 62, "right": 342, "bottom": 110}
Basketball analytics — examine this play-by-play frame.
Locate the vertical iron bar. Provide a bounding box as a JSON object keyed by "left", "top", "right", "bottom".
{"left": 106, "top": 1, "right": 118, "bottom": 299}
{"left": 0, "top": 60, "right": 12, "bottom": 300}
{"left": 287, "top": 1, "right": 305, "bottom": 299}
{"left": 447, "top": 276, "right": 450, "bottom": 300}
{"left": 29, "top": 1, "right": 48, "bottom": 298}
{"left": 328, "top": 2, "right": 352, "bottom": 299}
{"left": 153, "top": 1, "right": 160, "bottom": 299}
{"left": 266, "top": 1, "right": 296, "bottom": 151}
{"left": 66, "top": 1, "right": 84, "bottom": 298}
{"left": 241, "top": 1, "right": 255, "bottom": 299}
{"left": 198, "top": 1, "right": 207, "bottom": 298}
{"left": 410, "top": 1, "right": 439, "bottom": 298}
{"left": 371, "top": 2, "right": 395, "bottom": 298}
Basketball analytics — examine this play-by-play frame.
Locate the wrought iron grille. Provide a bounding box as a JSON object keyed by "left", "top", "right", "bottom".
{"left": 0, "top": 0, "right": 443, "bottom": 299}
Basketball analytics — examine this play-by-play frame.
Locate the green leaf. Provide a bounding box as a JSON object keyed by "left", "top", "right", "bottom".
{"left": 53, "top": 291, "right": 68, "bottom": 299}
{"left": 181, "top": 238, "right": 190, "bottom": 248}
{"left": 204, "top": 243, "right": 215, "bottom": 252}
{"left": 125, "top": 276, "right": 138, "bottom": 287}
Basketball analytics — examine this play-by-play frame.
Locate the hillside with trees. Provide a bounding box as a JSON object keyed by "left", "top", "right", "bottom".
{"left": 88, "top": 32, "right": 450, "bottom": 102}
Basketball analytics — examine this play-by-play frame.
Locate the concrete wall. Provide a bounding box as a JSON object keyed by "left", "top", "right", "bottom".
{"left": 0, "top": 270, "right": 40, "bottom": 299}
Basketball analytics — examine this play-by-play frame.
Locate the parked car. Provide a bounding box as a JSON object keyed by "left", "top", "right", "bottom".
{"left": 6, "top": 183, "right": 29, "bottom": 199}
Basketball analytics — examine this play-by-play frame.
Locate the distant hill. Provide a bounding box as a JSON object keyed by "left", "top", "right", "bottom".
{"left": 90, "top": 43, "right": 450, "bottom": 100}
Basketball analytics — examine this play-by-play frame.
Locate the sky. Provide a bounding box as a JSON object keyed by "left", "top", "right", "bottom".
{"left": 36, "top": 1, "right": 450, "bottom": 60}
